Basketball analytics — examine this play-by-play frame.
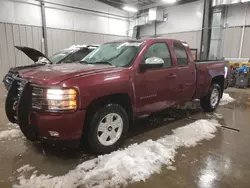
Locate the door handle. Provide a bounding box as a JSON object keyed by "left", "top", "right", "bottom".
{"left": 167, "top": 73, "right": 177, "bottom": 78}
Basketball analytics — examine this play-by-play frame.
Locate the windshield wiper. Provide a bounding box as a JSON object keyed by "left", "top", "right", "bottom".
{"left": 88, "top": 61, "right": 113, "bottom": 66}
{"left": 80, "top": 60, "right": 89, "bottom": 64}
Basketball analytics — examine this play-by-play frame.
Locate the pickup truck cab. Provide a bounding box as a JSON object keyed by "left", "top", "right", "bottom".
{"left": 5, "top": 38, "right": 230, "bottom": 153}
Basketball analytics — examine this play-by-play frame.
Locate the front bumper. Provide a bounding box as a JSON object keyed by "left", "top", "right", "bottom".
{"left": 5, "top": 79, "right": 86, "bottom": 148}
{"left": 30, "top": 110, "right": 86, "bottom": 141}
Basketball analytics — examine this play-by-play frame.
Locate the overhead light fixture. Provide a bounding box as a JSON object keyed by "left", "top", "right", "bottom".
{"left": 164, "top": 0, "right": 177, "bottom": 3}
{"left": 231, "top": 0, "right": 240, "bottom": 3}
{"left": 123, "top": 6, "right": 138, "bottom": 13}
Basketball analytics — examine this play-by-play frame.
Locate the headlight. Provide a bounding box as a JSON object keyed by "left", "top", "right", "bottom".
{"left": 46, "top": 89, "right": 77, "bottom": 110}
{"left": 32, "top": 87, "right": 78, "bottom": 111}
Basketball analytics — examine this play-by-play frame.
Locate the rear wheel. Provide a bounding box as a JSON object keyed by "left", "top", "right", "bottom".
{"left": 200, "top": 83, "right": 221, "bottom": 112}
{"left": 87, "top": 104, "right": 129, "bottom": 154}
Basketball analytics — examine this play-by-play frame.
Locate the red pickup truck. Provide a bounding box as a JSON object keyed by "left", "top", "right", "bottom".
{"left": 5, "top": 38, "right": 230, "bottom": 153}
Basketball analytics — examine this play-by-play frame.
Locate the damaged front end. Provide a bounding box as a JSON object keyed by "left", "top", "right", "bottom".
{"left": 5, "top": 76, "right": 38, "bottom": 141}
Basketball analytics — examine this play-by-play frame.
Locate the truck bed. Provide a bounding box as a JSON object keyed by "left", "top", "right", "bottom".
{"left": 195, "top": 60, "right": 224, "bottom": 63}
{"left": 193, "top": 60, "right": 229, "bottom": 99}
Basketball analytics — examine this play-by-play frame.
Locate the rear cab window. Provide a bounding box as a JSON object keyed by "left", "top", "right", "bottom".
{"left": 173, "top": 42, "right": 188, "bottom": 66}
{"left": 143, "top": 42, "right": 172, "bottom": 68}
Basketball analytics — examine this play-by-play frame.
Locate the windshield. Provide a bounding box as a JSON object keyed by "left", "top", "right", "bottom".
{"left": 49, "top": 49, "right": 76, "bottom": 64}
{"left": 81, "top": 42, "right": 141, "bottom": 67}
{"left": 35, "top": 49, "right": 75, "bottom": 64}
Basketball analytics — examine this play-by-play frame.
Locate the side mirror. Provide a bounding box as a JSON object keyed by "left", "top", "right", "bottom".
{"left": 145, "top": 57, "right": 164, "bottom": 65}
{"left": 140, "top": 57, "right": 164, "bottom": 72}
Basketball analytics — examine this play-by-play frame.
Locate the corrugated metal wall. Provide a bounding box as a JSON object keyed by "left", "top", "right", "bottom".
{"left": 47, "top": 28, "right": 126, "bottom": 56}
{"left": 222, "top": 27, "right": 242, "bottom": 58}
{"left": 0, "top": 23, "right": 43, "bottom": 78}
{"left": 242, "top": 28, "right": 250, "bottom": 58}
{"left": 0, "top": 22, "right": 126, "bottom": 79}
{"left": 222, "top": 27, "right": 250, "bottom": 58}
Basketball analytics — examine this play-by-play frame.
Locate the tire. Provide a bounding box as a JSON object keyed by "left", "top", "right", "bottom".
{"left": 200, "top": 83, "right": 221, "bottom": 112}
{"left": 87, "top": 104, "right": 129, "bottom": 154}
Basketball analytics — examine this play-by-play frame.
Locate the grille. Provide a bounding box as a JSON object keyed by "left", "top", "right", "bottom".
{"left": 32, "top": 87, "right": 44, "bottom": 109}
{"left": 5, "top": 71, "right": 15, "bottom": 85}
{"left": 16, "top": 79, "right": 26, "bottom": 98}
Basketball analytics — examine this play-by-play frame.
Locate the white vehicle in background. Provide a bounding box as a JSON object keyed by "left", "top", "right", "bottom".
{"left": 3, "top": 45, "right": 99, "bottom": 90}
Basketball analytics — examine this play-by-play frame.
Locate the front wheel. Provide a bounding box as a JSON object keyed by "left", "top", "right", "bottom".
{"left": 87, "top": 104, "right": 129, "bottom": 154}
{"left": 200, "top": 83, "right": 221, "bottom": 112}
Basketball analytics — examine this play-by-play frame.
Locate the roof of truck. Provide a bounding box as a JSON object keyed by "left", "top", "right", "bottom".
{"left": 68, "top": 44, "right": 100, "bottom": 50}
{"left": 106, "top": 38, "right": 188, "bottom": 45}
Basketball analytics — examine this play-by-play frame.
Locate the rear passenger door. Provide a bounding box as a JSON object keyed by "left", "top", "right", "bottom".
{"left": 134, "top": 42, "right": 179, "bottom": 115}
{"left": 172, "top": 42, "right": 196, "bottom": 101}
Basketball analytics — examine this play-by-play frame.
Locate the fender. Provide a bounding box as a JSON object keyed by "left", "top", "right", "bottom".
{"left": 60, "top": 68, "right": 135, "bottom": 110}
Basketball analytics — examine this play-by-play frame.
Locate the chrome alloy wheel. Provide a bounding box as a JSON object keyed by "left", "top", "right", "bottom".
{"left": 97, "top": 113, "right": 123, "bottom": 146}
{"left": 210, "top": 88, "right": 219, "bottom": 107}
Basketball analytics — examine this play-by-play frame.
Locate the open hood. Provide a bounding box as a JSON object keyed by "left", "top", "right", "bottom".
{"left": 15, "top": 46, "right": 52, "bottom": 64}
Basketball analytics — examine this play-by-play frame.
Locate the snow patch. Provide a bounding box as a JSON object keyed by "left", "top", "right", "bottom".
{"left": 7, "top": 122, "right": 19, "bottom": 129}
{"left": 167, "top": 166, "right": 177, "bottom": 171}
{"left": 214, "top": 113, "right": 223, "bottom": 119}
{"left": 220, "top": 93, "right": 235, "bottom": 106}
{"left": 7, "top": 122, "right": 17, "bottom": 126}
{"left": 68, "top": 44, "right": 99, "bottom": 50}
{"left": 0, "top": 129, "right": 22, "bottom": 140}
{"left": 17, "top": 165, "right": 35, "bottom": 173}
{"left": 14, "top": 119, "right": 221, "bottom": 188}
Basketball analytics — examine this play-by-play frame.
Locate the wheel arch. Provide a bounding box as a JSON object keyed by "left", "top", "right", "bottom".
{"left": 211, "top": 75, "right": 224, "bottom": 98}
{"left": 84, "top": 93, "right": 134, "bottom": 128}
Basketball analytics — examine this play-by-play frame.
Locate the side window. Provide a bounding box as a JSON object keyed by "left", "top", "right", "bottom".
{"left": 143, "top": 43, "right": 172, "bottom": 68}
{"left": 173, "top": 43, "right": 188, "bottom": 66}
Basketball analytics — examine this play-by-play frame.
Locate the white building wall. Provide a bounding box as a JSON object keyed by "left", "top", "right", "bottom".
{"left": 139, "top": 0, "right": 204, "bottom": 50}
{"left": 0, "top": 0, "right": 42, "bottom": 26}
{"left": 45, "top": 0, "right": 128, "bottom": 36}
{"left": 0, "top": 0, "right": 129, "bottom": 36}
{"left": 223, "top": 3, "right": 250, "bottom": 58}
{"left": 156, "top": 0, "right": 204, "bottom": 34}
{"left": 0, "top": 0, "right": 129, "bottom": 78}
{"left": 50, "top": 0, "right": 128, "bottom": 16}
{"left": 137, "top": 1, "right": 250, "bottom": 59}
{"left": 225, "top": 3, "right": 250, "bottom": 27}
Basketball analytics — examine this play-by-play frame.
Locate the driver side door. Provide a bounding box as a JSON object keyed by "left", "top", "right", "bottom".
{"left": 134, "top": 42, "right": 178, "bottom": 116}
